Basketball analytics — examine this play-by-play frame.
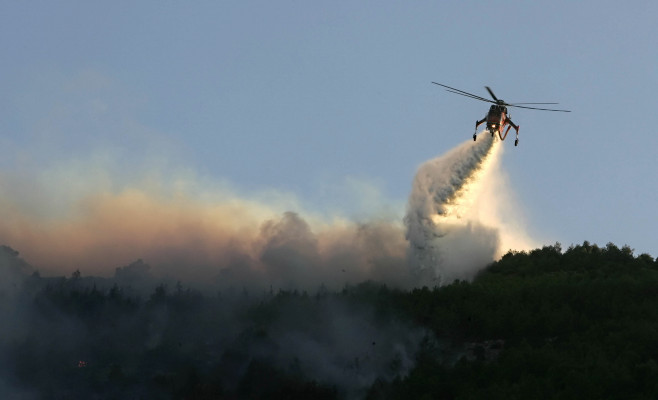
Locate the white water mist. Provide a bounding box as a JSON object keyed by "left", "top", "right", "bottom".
{"left": 405, "top": 133, "right": 534, "bottom": 286}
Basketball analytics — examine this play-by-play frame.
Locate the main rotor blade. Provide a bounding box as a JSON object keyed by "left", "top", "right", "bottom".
{"left": 508, "top": 104, "right": 571, "bottom": 112}
{"left": 431, "top": 82, "right": 492, "bottom": 103}
{"left": 433, "top": 82, "right": 571, "bottom": 111}
{"left": 509, "top": 102, "right": 560, "bottom": 105}
{"left": 445, "top": 89, "right": 496, "bottom": 104}
{"left": 485, "top": 86, "right": 499, "bottom": 102}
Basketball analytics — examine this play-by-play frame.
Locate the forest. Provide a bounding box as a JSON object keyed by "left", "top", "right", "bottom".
{"left": 2, "top": 241, "right": 658, "bottom": 399}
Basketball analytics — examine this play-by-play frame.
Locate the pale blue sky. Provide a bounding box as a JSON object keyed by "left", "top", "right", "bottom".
{"left": 2, "top": 1, "right": 657, "bottom": 255}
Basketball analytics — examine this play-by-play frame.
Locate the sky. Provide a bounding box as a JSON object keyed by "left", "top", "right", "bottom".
{"left": 1, "top": 1, "right": 657, "bottom": 268}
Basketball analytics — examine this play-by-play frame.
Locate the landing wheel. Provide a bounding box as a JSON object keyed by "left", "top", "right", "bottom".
{"left": 473, "top": 134, "right": 476, "bottom": 141}
{"left": 491, "top": 131, "right": 494, "bottom": 137}
{"left": 514, "top": 139, "right": 518, "bottom": 146}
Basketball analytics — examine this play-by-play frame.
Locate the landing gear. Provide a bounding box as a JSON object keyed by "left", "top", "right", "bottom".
{"left": 514, "top": 139, "right": 518, "bottom": 146}
{"left": 473, "top": 133, "right": 477, "bottom": 141}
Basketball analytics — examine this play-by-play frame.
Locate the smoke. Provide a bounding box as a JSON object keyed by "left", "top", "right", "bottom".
{"left": 0, "top": 131, "right": 534, "bottom": 292}
{"left": 238, "top": 294, "right": 428, "bottom": 398}
{"left": 0, "top": 162, "right": 412, "bottom": 292}
{"left": 405, "top": 133, "right": 535, "bottom": 285}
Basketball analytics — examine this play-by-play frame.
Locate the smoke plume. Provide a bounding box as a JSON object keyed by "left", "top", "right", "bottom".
{"left": 0, "top": 164, "right": 412, "bottom": 292}
{"left": 0, "top": 131, "right": 534, "bottom": 291}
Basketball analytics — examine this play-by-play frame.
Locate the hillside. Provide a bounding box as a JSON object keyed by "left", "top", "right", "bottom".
{"left": 2, "top": 242, "right": 658, "bottom": 399}
{"left": 377, "top": 242, "right": 658, "bottom": 399}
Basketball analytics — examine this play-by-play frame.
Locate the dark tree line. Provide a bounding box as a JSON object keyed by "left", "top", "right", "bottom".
{"left": 369, "top": 242, "right": 658, "bottom": 399}
{"left": 2, "top": 241, "right": 658, "bottom": 399}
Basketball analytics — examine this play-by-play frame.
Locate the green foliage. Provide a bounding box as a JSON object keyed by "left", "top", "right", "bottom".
{"left": 6, "top": 241, "right": 658, "bottom": 399}
{"left": 380, "top": 241, "right": 658, "bottom": 399}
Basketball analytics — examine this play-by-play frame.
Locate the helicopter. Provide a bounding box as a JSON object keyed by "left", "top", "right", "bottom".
{"left": 432, "top": 82, "right": 571, "bottom": 146}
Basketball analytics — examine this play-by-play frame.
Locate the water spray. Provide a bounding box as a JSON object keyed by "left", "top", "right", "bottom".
{"left": 405, "top": 133, "right": 531, "bottom": 286}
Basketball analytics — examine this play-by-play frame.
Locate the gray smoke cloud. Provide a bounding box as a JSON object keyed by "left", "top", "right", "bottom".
{"left": 0, "top": 174, "right": 412, "bottom": 292}
{"left": 228, "top": 292, "right": 429, "bottom": 398}
{"left": 0, "top": 130, "right": 531, "bottom": 292}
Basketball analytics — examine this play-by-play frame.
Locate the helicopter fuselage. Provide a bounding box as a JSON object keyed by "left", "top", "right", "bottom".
{"left": 475, "top": 104, "right": 519, "bottom": 145}
{"left": 486, "top": 104, "right": 507, "bottom": 134}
